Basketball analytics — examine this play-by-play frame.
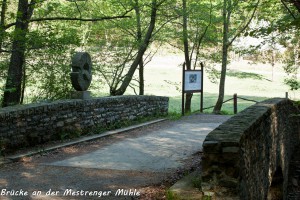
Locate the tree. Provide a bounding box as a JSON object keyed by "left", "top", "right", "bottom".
{"left": 134, "top": 0, "right": 145, "bottom": 95}
{"left": 2, "top": 0, "right": 34, "bottom": 107}
{"left": 282, "top": 29, "right": 300, "bottom": 90}
{"left": 181, "top": 0, "right": 213, "bottom": 113}
{"left": 245, "top": 0, "right": 300, "bottom": 91}
{"left": 89, "top": 0, "right": 173, "bottom": 96}
{"left": 289, "top": 0, "right": 300, "bottom": 12}
{"left": 213, "top": 0, "right": 260, "bottom": 113}
{"left": 110, "top": 0, "right": 161, "bottom": 95}
{"left": 163, "top": 0, "right": 215, "bottom": 113}
{"left": 1, "top": 0, "right": 130, "bottom": 107}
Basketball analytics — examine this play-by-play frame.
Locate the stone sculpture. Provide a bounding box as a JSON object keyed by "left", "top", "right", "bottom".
{"left": 70, "top": 52, "right": 92, "bottom": 91}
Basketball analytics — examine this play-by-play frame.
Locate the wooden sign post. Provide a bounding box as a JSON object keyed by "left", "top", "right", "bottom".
{"left": 182, "top": 63, "right": 204, "bottom": 116}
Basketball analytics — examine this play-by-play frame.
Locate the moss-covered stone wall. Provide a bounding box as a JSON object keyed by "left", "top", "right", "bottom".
{"left": 202, "top": 98, "right": 300, "bottom": 199}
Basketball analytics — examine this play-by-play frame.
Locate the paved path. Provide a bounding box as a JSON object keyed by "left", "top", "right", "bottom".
{"left": 0, "top": 114, "right": 231, "bottom": 200}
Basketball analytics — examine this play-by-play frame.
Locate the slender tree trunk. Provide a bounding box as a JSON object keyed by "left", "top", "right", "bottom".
{"left": 213, "top": 0, "right": 258, "bottom": 113}
{"left": 182, "top": 0, "right": 190, "bottom": 69}
{"left": 182, "top": 0, "right": 193, "bottom": 113}
{"left": 2, "top": 0, "right": 32, "bottom": 107}
{"left": 139, "top": 59, "right": 144, "bottom": 95}
{"left": 213, "top": 0, "right": 229, "bottom": 113}
{"left": 0, "top": 0, "right": 7, "bottom": 50}
{"left": 272, "top": 49, "right": 275, "bottom": 81}
{"left": 294, "top": 42, "right": 299, "bottom": 79}
{"left": 111, "top": 0, "right": 157, "bottom": 96}
{"left": 20, "top": 63, "right": 26, "bottom": 104}
{"left": 134, "top": 0, "right": 144, "bottom": 95}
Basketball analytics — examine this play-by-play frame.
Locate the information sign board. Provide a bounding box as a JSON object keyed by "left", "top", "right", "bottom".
{"left": 181, "top": 63, "right": 204, "bottom": 116}
{"left": 184, "top": 70, "right": 202, "bottom": 92}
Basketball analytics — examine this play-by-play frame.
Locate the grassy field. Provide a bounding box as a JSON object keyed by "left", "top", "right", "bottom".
{"left": 139, "top": 53, "right": 299, "bottom": 114}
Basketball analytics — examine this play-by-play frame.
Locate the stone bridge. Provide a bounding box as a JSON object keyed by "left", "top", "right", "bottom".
{"left": 202, "top": 98, "right": 300, "bottom": 199}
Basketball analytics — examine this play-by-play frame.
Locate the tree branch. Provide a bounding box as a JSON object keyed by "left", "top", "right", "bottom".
{"left": 281, "top": 0, "right": 297, "bottom": 19}
{"left": 4, "top": 15, "right": 131, "bottom": 30}
{"left": 193, "top": 0, "right": 213, "bottom": 69}
{"left": 228, "top": 0, "right": 260, "bottom": 47}
{"left": 152, "top": 15, "right": 179, "bottom": 37}
{"left": 0, "top": 48, "right": 11, "bottom": 53}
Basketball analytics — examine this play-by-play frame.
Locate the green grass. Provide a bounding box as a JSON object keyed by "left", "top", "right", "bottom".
{"left": 168, "top": 93, "right": 269, "bottom": 114}
{"left": 166, "top": 190, "right": 180, "bottom": 200}
{"left": 139, "top": 56, "right": 300, "bottom": 115}
{"left": 227, "top": 69, "right": 266, "bottom": 80}
{"left": 43, "top": 53, "right": 298, "bottom": 116}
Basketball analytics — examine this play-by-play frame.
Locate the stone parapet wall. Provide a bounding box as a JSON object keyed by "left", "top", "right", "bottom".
{"left": 202, "top": 98, "right": 300, "bottom": 199}
{"left": 0, "top": 95, "right": 168, "bottom": 152}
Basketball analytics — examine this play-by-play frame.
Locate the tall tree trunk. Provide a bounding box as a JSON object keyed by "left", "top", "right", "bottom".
{"left": 182, "top": 0, "right": 193, "bottom": 113}
{"left": 182, "top": 0, "right": 190, "bottom": 69}
{"left": 111, "top": 0, "right": 157, "bottom": 96}
{"left": 271, "top": 49, "right": 275, "bottom": 82}
{"left": 2, "top": 0, "right": 32, "bottom": 107}
{"left": 213, "top": 0, "right": 230, "bottom": 114}
{"left": 294, "top": 41, "right": 299, "bottom": 79}
{"left": 139, "top": 59, "right": 144, "bottom": 95}
{"left": 134, "top": 0, "right": 144, "bottom": 95}
{"left": 0, "top": 0, "right": 7, "bottom": 50}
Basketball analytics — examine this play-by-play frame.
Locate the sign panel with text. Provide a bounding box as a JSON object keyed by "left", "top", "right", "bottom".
{"left": 181, "top": 63, "right": 204, "bottom": 116}
{"left": 184, "top": 71, "right": 202, "bottom": 92}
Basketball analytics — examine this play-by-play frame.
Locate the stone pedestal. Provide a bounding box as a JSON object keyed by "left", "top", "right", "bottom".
{"left": 71, "top": 91, "right": 91, "bottom": 100}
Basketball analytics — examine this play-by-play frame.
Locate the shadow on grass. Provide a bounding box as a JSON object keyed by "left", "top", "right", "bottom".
{"left": 227, "top": 69, "right": 271, "bottom": 81}
{"left": 169, "top": 93, "right": 269, "bottom": 114}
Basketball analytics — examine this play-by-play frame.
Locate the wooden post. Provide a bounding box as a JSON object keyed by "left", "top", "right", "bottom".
{"left": 182, "top": 63, "right": 185, "bottom": 116}
{"left": 233, "top": 93, "right": 237, "bottom": 114}
{"left": 200, "top": 62, "right": 204, "bottom": 113}
{"left": 286, "top": 92, "right": 288, "bottom": 99}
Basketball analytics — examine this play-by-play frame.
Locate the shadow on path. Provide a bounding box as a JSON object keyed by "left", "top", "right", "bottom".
{"left": 0, "top": 114, "right": 231, "bottom": 200}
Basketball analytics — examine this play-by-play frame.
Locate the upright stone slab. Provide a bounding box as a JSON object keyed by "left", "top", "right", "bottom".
{"left": 71, "top": 91, "right": 91, "bottom": 100}
{"left": 70, "top": 52, "right": 92, "bottom": 99}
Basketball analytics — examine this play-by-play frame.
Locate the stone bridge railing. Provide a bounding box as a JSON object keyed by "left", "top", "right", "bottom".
{"left": 0, "top": 95, "right": 168, "bottom": 153}
{"left": 201, "top": 98, "right": 300, "bottom": 199}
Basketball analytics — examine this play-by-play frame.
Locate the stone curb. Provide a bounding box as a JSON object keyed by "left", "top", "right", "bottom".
{"left": 2, "top": 118, "right": 167, "bottom": 163}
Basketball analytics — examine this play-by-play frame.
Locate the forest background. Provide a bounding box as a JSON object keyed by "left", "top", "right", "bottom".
{"left": 0, "top": 0, "right": 299, "bottom": 114}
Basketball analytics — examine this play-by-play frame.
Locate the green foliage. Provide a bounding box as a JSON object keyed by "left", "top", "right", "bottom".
{"left": 192, "top": 176, "right": 202, "bottom": 189}
{"left": 0, "top": 0, "right": 133, "bottom": 104}
{"left": 168, "top": 0, "right": 221, "bottom": 67}
{"left": 1, "top": 0, "right": 89, "bottom": 103}
{"left": 202, "top": 195, "right": 213, "bottom": 200}
{"left": 0, "top": 0, "right": 299, "bottom": 106}
{"left": 167, "top": 112, "right": 182, "bottom": 120}
{"left": 219, "top": 110, "right": 233, "bottom": 115}
{"left": 205, "top": 63, "right": 220, "bottom": 84}
{"left": 284, "top": 78, "right": 300, "bottom": 91}
{"left": 166, "top": 190, "right": 180, "bottom": 200}
{"left": 25, "top": 52, "right": 73, "bottom": 102}
{"left": 294, "top": 100, "right": 300, "bottom": 108}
